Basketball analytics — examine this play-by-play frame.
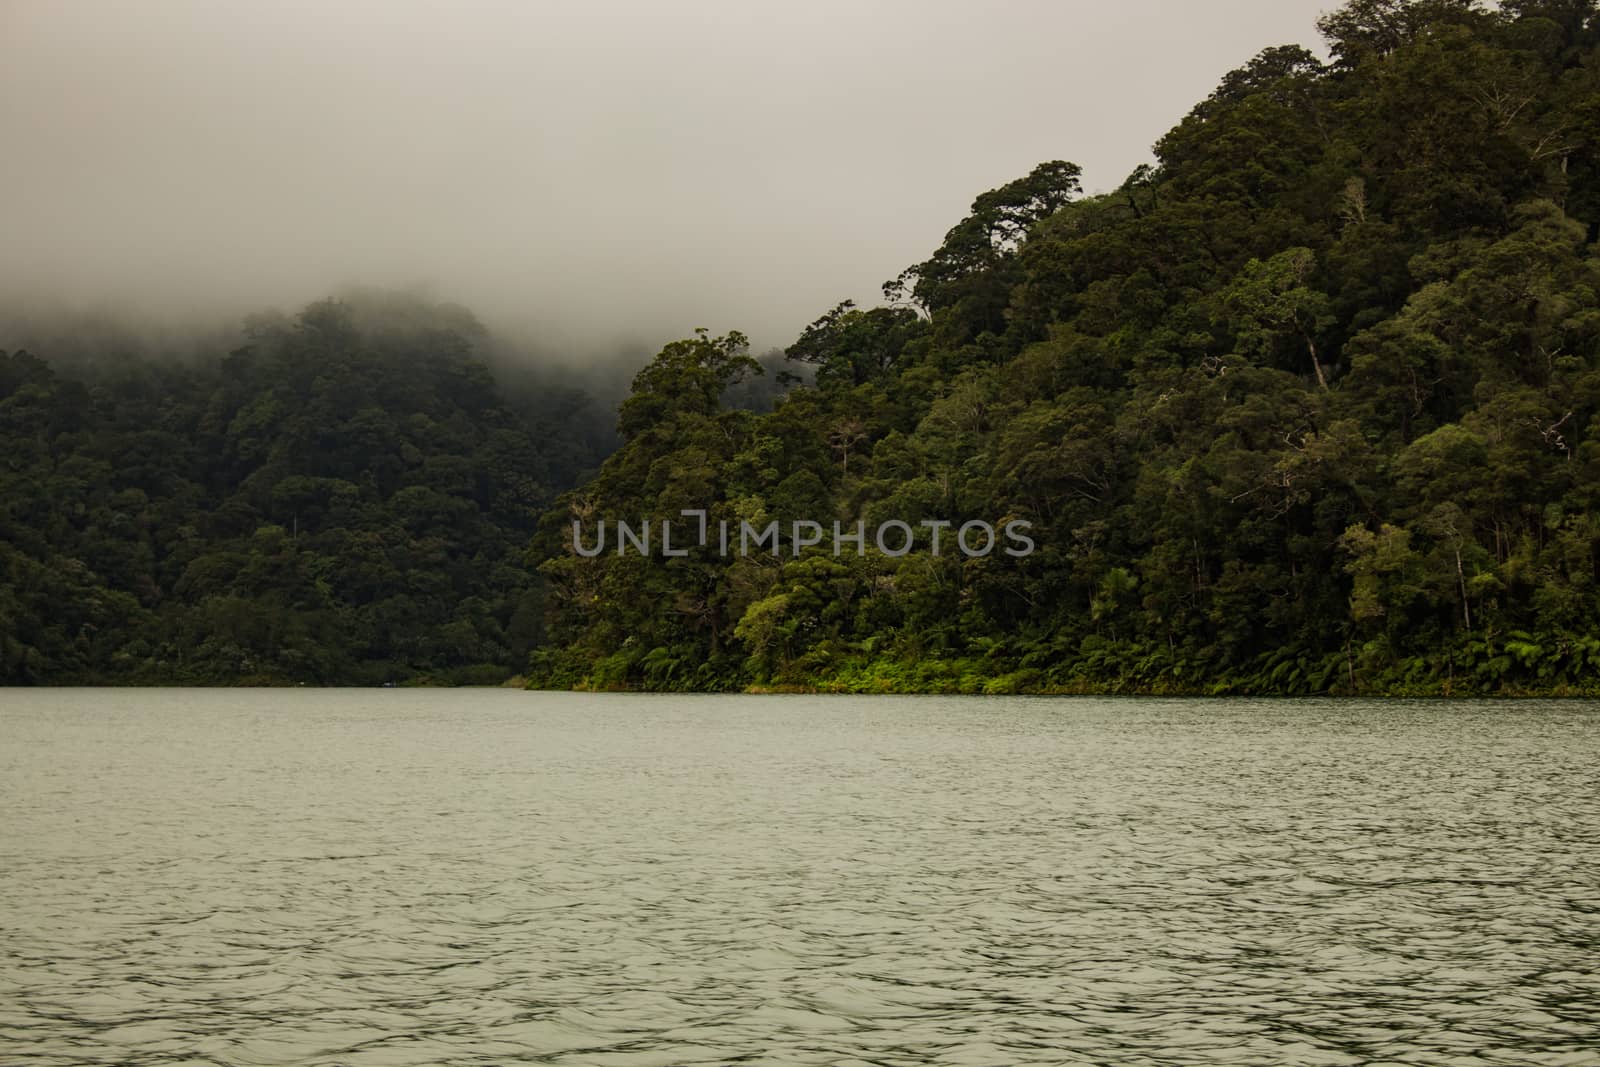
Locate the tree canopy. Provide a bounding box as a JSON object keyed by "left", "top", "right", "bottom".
{"left": 14, "top": 0, "right": 1600, "bottom": 695}
{"left": 526, "top": 0, "right": 1600, "bottom": 696}
{"left": 0, "top": 295, "right": 603, "bottom": 684}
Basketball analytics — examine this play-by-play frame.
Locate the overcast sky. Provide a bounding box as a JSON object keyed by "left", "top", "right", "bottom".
{"left": 1, "top": 0, "right": 1338, "bottom": 357}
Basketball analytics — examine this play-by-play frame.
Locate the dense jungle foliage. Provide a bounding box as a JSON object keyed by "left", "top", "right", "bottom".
{"left": 0, "top": 297, "right": 605, "bottom": 683}
{"left": 529, "top": 0, "right": 1600, "bottom": 695}
{"left": 10, "top": 0, "right": 1600, "bottom": 694}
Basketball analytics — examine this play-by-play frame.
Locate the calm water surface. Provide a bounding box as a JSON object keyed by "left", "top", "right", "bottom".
{"left": 2, "top": 690, "right": 1598, "bottom": 1065}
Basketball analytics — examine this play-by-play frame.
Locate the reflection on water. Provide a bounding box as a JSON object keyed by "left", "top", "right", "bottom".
{"left": 2, "top": 690, "right": 1598, "bottom": 1065}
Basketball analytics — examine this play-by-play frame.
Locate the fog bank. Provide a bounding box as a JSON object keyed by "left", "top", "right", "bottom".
{"left": 1, "top": 0, "right": 1334, "bottom": 358}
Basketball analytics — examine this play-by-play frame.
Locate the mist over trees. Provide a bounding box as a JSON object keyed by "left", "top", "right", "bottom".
{"left": 9, "top": 0, "right": 1600, "bottom": 692}
{"left": 0, "top": 294, "right": 614, "bottom": 683}
{"left": 0, "top": 286, "right": 808, "bottom": 683}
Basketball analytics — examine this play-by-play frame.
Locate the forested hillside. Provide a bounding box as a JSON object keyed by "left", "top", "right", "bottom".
{"left": 10, "top": 0, "right": 1600, "bottom": 693}
{"left": 1, "top": 297, "right": 604, "bottom": 683}
{"left": 530, "top": 0, "right": 1600, "bottom": 695}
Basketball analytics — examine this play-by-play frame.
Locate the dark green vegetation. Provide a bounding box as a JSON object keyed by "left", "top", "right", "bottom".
{"left": 10, "top": 0, "right": 1600, "bottom": 693}
{"left": 1, "top": 297, "right": 605, "bottom": 684}
{"left": 530, "top": 0, "right": 1600, "bottom": 696}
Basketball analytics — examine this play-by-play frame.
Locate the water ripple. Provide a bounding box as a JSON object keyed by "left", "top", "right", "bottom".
{"left": 2, "top": 690, "right": 1598, "bottom": 1065}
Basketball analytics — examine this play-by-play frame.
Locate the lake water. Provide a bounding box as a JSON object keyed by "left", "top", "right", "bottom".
{"left": 3, "top": 690, "right": 1598, "bottom": 1066}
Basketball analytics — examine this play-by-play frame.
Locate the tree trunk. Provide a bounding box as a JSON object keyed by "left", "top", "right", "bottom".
{"left": 1306, "top": 335, "right": 1329, "bottom": 391}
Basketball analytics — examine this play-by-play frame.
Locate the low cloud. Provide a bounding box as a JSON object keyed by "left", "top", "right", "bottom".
{"left": 0, "top": 0, "right": 1332, "bottom": 359}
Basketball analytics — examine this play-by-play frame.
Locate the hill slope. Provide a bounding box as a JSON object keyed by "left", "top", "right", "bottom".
{"left": 529, "top": 0, "right": 1600, "bottom": 695}
{"left": 1, "top": 297, "right": 601, "bottom": 684}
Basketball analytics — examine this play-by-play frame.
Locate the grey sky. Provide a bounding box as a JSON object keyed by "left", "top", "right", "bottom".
{"left": 1, "top": 0, "right": 1337, "bottom": 357}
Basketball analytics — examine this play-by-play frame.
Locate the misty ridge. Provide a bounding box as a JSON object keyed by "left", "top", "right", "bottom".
{"left": 0, "top": 286, "right": 769, "bottom": 441}
{"left": 0, "top": 284, "right": 806, "bottom": 462}
{"left": 17, "top": 0, "right": 1600, "bottom": 696}
{"left": 0, "top": 0, "right": 1335, "bottom": 460}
